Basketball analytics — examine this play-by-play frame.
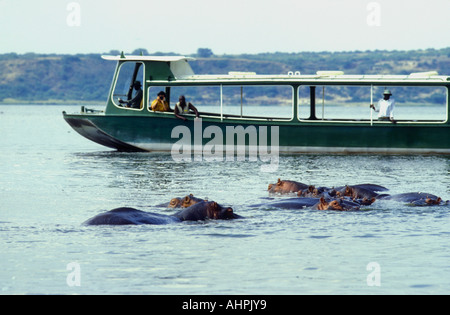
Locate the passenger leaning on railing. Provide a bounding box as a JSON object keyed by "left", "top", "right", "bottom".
{"left": 174, "top": 95, "right": 199, "bottom": 121}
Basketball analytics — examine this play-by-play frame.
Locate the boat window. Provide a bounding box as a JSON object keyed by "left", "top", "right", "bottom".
{"left": 148, "top": 85, "right": 293, "bottom": 119}
{"left": 298, "top": 85, "right": 447, "bottom": 122}
{"left": 112, "top": 62, "right": 144, "bottom": 110}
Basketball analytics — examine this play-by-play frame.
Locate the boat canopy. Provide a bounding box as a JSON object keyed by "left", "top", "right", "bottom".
{"left": 101, "top": 54, "right": 196, "bottom": 79}
{"left": 101, "top": 54, "right": 450, "bottom": 85}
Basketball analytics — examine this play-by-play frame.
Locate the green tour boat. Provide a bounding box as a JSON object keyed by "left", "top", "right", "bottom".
{"left": 63, "top": 54, "right": 450, "bottom": 156}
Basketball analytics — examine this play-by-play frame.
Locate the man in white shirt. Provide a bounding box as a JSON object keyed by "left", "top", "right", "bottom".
{"left": 370, "top": 89, "right": 396, "bottom": 123}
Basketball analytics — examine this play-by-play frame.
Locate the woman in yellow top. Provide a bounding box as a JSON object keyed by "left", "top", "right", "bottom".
{"left": 150, "top": 91, "right": 172, "bottom": 112}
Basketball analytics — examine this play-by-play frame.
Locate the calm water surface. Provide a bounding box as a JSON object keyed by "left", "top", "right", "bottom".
{"left": 0, "top": 105, "right": 449, "bottom": 295}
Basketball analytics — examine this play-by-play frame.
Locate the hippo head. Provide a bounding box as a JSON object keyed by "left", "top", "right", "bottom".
{"left": 426, "top": 197, "right": 442, "bottom": 205}
{"left": 267, "top": 179, "right": 279, "bottom": 192}
{"left": 205, "top": 201, "right": 235, "bottom": 220}
{"left": 317, "top": 198, "right": 345, "bottom": 211}
{"left": 316, "top": 197, "right": 358, "bottom": 211}
{"left": 268, "top": 178, "right": 307, "bottom": 194}
{"left": 358, "top": 197, "right": 376, "bottom": 206}
{"left": 168, "top": 194, "right": 204, "bottom": 208}
{"left": 411, "top": 196, "right": 443, "bottom": 206}
{"left": 344, "top": 186, "right": 353, "bottom": 197}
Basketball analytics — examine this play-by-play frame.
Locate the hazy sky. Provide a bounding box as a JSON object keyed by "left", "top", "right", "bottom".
{"left": 1, "top": 0, "right": 449, "bottom": 55}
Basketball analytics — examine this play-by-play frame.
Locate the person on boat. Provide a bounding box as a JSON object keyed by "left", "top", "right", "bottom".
{"left": 174, "top": 95, "right": 199, "bottom": 121}
{"left": 119, "top": 81, "right": 143, "bottom": 109}
{"left": 370, "top": 89, "right": 396, "bottom": 123}
{"left": 150, "top": 91, "right": 172, "bottom": 112}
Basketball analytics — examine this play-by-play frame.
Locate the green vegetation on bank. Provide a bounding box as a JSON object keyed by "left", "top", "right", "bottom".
{"left": 1, "top": 47, "right": 449, "bottom": 104}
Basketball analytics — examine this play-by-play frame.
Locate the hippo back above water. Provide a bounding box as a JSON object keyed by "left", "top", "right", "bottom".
{"left": 83, "top": 207, "right": 180, "bottom": 225}
{"left": 336, "top": 185, "right": 388, "bottom": 200}
{"left": 173, "top": 201, "right": 240, "bottom": 220}
{"left": 84, "top": 201, "right": 241, "bottom": 226}
{"left": 381, "top": 192, "right": 445, "bottom": 206}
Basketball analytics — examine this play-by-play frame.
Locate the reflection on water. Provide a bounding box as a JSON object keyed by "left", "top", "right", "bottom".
{"left": 0, "top": 105, "right": 449, "bottom": 295}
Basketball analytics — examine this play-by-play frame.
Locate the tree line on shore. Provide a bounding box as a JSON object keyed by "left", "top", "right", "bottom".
{"left": 0, "top": 47, "right": 449, "bottom": 104}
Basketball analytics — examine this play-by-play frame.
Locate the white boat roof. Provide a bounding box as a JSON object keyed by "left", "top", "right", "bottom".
{"left": 101, "top": 55, "right": 450, "bottom": 84}
{"left": 101, "top": 55, "right": 195, "bottom": 62}
{"left": 155, "top": 73, "right": 450, "bottom": 85}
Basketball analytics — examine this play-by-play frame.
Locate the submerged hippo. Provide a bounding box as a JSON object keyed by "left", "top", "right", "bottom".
{"left": 252, "top": 197, "right": 361, "bottom": 211}
{"left": 268, "top": 178, "right": 309, "bottom": 194}
{"left": 253, "top": 197, "right": 321, "bottom": 209}
{"left": 381, "top": 192, "right": 445, "bottom": 206}
{"left": 336, "top": 185, "right": 389, "bottom": 200}
{"left": 84, "top": 201, "right": 241, "bottom": 225}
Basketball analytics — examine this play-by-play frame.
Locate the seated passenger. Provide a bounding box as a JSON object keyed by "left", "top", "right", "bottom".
{"left": 174, "top": 95, "right": 199, "bottom": 121}
{"left": 118, "top": 81, "right": 143, "bottom": 109}
{"left": 150, "top": 91, "right": 172, "bottom": 112}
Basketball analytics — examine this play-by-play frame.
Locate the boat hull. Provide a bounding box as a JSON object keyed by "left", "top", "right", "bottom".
{"left": 63, "top": 112, "right": 450, "bottom": 154}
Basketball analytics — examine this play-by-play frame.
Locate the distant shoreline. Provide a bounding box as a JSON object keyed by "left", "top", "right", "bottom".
{"left": 0, "top": 99, "right": 105, "bottom": 105}
{"left": 1, "top": 48, "right": 449, "bottom": 104}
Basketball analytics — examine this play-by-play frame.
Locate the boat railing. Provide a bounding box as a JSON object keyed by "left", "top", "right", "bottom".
{"left": 197, "top": 111, "right": 292, "bottom": 122}
{"left": 145, "top": 110, "right": 447, "bottom": 125}
{"left": 81, "top": 106, "right": 104, "bottom": 114}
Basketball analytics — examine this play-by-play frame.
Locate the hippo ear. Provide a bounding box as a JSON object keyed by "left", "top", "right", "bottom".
{"left": 183, "top": 195, "right": 191, "bottom": 202}
{"left": 277, "top": 178, "right": 282, "bottom": 186}
{"left": 320, "top": 197, "right": 326, "bottom": 204}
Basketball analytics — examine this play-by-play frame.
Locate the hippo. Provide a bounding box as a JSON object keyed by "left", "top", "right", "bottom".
{"left": 84, "top": 201, "right": 241, "bottom": 225}
{"left": 381, "top": 192, "right": 445, "bottom": 206}
{"left": 336, "top": 185, "right": 388, "bottom": 200}
{"left": 251, "top": 197, "right": 361, "bottom": 211}
{"left": 172, "top": 201, "right": 240, "bottom": 221}
{"left": 268, "top": 178, "right": 309, "bottom": 194}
